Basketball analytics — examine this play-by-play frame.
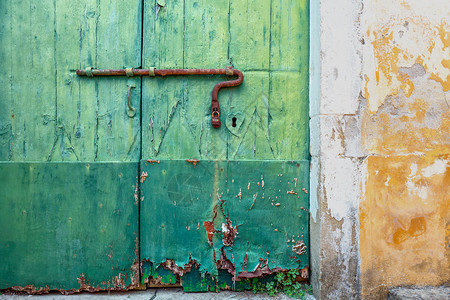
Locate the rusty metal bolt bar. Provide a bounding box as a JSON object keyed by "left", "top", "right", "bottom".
{"left": 76, "top": 67, "right": 244, "bottom": 128}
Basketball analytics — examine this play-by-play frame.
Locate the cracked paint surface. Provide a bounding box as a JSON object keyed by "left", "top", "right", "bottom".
{"left": 360, "top": 1, "right": 450, "bottom": 298}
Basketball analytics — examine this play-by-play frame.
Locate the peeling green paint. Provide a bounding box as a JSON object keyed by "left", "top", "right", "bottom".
{"left": 140, "top": 160, "right": 309, "bottom": 281}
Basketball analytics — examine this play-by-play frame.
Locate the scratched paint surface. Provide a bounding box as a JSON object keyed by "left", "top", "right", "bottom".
{"left": 140, "top": 160, "right": 309, "bottom": 279}
{"left": 360, "top": 1, "right": 450, "bottom": 298}
{"left": 142, "top": 0, "right": 309, "bottom": 161}
{"left": 0, "top": 0, "right": 142, "bottom": 162}
{"left": 0, "top": 162, "right": 139, "bottom": 291}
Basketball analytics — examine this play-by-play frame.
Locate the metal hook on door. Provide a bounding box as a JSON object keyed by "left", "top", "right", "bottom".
{"left": 127, "top": 83, "right": 136, "bottom": 118}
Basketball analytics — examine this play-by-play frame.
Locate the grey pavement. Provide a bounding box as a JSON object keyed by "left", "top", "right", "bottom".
{"left": 388, "top": 286, "right": 450, "bottom": 300}
{"left": 0, "top": 288, "right": 316, "bottom": 300}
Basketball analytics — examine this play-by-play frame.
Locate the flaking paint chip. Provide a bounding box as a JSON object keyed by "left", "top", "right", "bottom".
{"left": 275, "top": 203, "right": 280, "bottom": 206}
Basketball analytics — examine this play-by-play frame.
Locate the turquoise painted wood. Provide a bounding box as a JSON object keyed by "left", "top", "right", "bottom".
{"left": 0, "top": 162, "right": 139, "bottom": 291}
{"left": 140, "top": 160, "right": 309, "bottom": 277}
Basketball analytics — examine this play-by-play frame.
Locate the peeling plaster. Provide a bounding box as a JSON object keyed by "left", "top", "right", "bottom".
{"left": 360, "top": 1, "right": 450, "bottom": 298}
{"left": 362, "top": 3, "right": 450, "bottom": 112}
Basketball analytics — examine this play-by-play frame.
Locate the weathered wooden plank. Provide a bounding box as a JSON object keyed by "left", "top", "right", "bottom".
{"left": 227, "top": 72, "right": 273, "bottom": 160}
{"left": 184, "top": 0, "right": 229, "bottom": 69}
{"left": 55, "top": 0, "right": 141, "bottom": 162}
{"left": 9, "top": 0, "right": 56, "bottom": 161}
{"left": 268, "top": 72, "right": 309, "bottom": 160}
{"left": 144, "top": 0, "right": 185, "bottom": 69}
{"left": 229, "top": 0, "right": 271, "bottom": 70}
{"left": 0, "top": 1, "right": 12, "bottom": 160}
{"left": 96, "top": 0, "right": 142, "bottom": 161}
{"left": 270, "top": 0, "right": 309, "bottom": 71}
{"left": 142, "top": 0, "right": 185, "bottom": 159}
{"left": 185, "top": 77, "right": 228, "bottom": 160}
{"left": 54, "top": 0, "right": 98, "bottom": 161}
{"left": 0, "top": 162, "right": 139, "bottom": 290}
{"left": 143, "top": 0, "right": 231, "bottom": 160}
{"left": 182, "top": 0, "right": 230, "bottom": 160}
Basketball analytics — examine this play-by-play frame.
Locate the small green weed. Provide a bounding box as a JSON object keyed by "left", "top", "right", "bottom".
{"left": 141, "top": 268, "right": 151, "bottom": 285}
{"left": 252, "top": 269, "right": 312, "bottom": 299}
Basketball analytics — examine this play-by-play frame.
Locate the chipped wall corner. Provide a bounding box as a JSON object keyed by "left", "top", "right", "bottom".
{"left": 311, "top": 0, "right": 449, "bottom": 299}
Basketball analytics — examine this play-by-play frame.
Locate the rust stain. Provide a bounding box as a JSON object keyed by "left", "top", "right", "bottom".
{"left": 160, "top": 258, "right": 197, "bottom": 277}
{"left": 237, "top": 257, "right": 286, "bottom": 281}
{"left": 140, "top": 171, "right": 148, "bottom": 183}
{"left": 146, "top": 159, "right": 160, "bottom": 164}
{"left": 186, "top": 159, "right": 200, "bottom": 166}
{"left": 287, "top": 190, "right": 297, "bottom": 195}
{"left": 204, "top": 204, "right": 218, "bottom": 248}
{"left": 219, "top": 199, "right": 242, "bottom": 247}
{"left": 5, "top": 285, "right": 50, "bottom": 295}
{"left": 393, "top": 216, "right": 427, "bottom": 245}
{"left": 292, "top": 241, "right": 307, "bottom": 255}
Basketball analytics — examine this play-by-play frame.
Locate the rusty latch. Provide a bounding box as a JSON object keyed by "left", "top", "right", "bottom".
{"left": 76, "top": 67, "right": 244, "bottom": 128}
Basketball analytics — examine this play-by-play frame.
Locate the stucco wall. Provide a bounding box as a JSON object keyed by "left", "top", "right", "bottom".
{"left": 312, "top": 0, "right": 449, "bottom": 299}
{"left": 360, "top": 1, "right": 449, "bottom": 298}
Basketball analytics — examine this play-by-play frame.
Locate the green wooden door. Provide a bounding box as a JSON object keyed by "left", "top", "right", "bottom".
{"left": 0, "top": 0, "right": 309, "bottom": 293}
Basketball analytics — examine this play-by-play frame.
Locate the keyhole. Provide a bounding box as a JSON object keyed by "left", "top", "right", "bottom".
{"left": 232, "top": 117, "right": 237, "bottom": 127}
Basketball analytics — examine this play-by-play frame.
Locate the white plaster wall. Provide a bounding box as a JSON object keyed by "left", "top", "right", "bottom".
{"left": 309, "top": 0, "right": 364, "bottom": 298}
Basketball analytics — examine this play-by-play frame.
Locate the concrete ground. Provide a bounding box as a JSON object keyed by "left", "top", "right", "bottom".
{"left": 388, "top": 286, "right": 450, "bottom": 300}
{"left": 0, "top": 288, "right": 316, "bottom": 300}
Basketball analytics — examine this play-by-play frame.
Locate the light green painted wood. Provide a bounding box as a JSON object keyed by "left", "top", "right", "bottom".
{"left": 228, "top": 72, "right": 272, "bottom": 160}
{"left": 269, "top": 72, "right": 309, "bottom": 160}
{"left": 182, "top": 0, "right": 229, "bottom": 159}
{"left": 7, "top": 1, "right": 56, "bottom": 161}
{"left": 142, "top": 0, "right": 309, "bottom": 161}
{"left": 53, "top": 0, "right": 97, "bottom": 161}
{"left": 0, "top": 0, "right": 141, "bottom": 162}
{"left": 229, "top": 0, "right": 271, "bottom": 70}
{"left": 95, "top": 1, "right": 142, "bottom": 161}
{"left": 0, "top": 1, "right": 12, "bottom": 160}
{"left": 145, "top": 0, "right": 184, "bottom": 69}
{"left": 270, "top": 0, "right": 309, "bottom": 71}
{"left": 54, "top": 0, "right": 141, "bottom": 162}
{"left": 143, "top": 0, "right": 230, "bottom": 160}
{"left": 184, "top": 0, "right": 229, "bottom": 69}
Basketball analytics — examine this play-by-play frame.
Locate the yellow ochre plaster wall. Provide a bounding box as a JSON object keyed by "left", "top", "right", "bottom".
{"left": 360, "top": 1, "right": 449, "bottom": 298}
